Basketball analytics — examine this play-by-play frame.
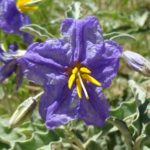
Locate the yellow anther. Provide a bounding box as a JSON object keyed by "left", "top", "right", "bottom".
{"left": 67, "top": 65, "right": 100, "bottom": 100}
{"left": 80, "top": 67, "right": 91, "bottom": 74}
{"left": 82, "top": 74, "right": 101, "bottom": 86}
{"left": 77, "top": 73, "right": 89, "bottom": 100}
{"left": 68, "top": 74, "right": 76, "bottom": 89}
{"left": 76, "top": 79, "right": 82, "bottom": 99}
{"left": 17, "top": 0, "right": 38, "bottom": 12}
{"left": 72, "top": 67, "right": 78, "bottom": 74}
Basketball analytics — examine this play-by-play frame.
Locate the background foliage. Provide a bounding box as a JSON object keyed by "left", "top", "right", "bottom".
{"left": 0, "top": 0, "right": 150, "bottom": 149}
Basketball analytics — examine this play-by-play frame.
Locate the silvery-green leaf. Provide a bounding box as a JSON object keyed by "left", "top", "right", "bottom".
{"left": 49, "top": 138, "right": 63, "bottom": 150}
{"left": 65, "top": 2, "right": 81, "bottom": 19}
{"left": 84, "top": 132, "right": 109, "bottom": 150}
{"left": 131, "top": 11, "right": 149, "bottom": 27}
{"left": 110, "top": 33, "right": 136, "bottom": 41}
{"left": 104, "top": 32, "right": 122, "bottom": 39}
{"left": 128, "top": 80, "right": 146, "bottom": 105}
{"left": 143, "top": 146, "right": 150, "bottom": 150}
{"left": 20, "top": 24, "right": 54, "bottom": 41}
{"left": 133, "top": 134, "right": 150, "bottom": 150}
{"left": 111, "top": 99, "right": 138, "bottom": 121}
{"left": 0, "top": 116, "right": 59, "bottom": 150}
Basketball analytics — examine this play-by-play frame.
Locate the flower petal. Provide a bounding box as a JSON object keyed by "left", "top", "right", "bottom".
{"left": 39, "top": 75, "right": 67, "bottom": 120}
{"left": 61, "top": 16, "right": 103, "bottom": 63}
{"left": 19, "top": 39, "right": 79, "bottom": 85}
{"left": 0, "top": 46, "right": 17, "bottom": 63}
{"left": 0, "top": 0, "right": 30, "bottom": 34}
{"left": 25, "top": 39, "right": 72, "bottom": 66}
{"left": 0, "top": 60, "right": 17, "bottom": 82}
{"left": 83, "top": 40, "right": 122, "bottom": 88}
{"left": 16, "top": 64, "right": 23, "bottom": 90}
{"left": 79, "top": 86, "right": 109, "bottom": 127}
{"left": 43, "top": 87, "right": 79, "bottom": 129}
{"left": 19, "top": 56, "right": 64, "bottom": 86}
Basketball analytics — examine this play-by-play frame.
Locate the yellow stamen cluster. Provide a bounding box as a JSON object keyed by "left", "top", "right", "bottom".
{"left": 16, "top": 0, "right": 38, "bottom": 12}
{"left": 68, "top": 66, "right": 101, "bottom": 99}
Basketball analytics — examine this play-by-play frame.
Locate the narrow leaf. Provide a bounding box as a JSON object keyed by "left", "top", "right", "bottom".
{"left": 110, "top": 33, "right": 136, "bottom": 41}
{"left": 20, "top": 24, "right": 54, "bottom": 41}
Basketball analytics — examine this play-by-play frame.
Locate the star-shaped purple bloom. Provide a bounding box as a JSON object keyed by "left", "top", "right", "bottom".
{"left": 19, "top": 16, "right": 122, "bottom": 128}
{"left": 0, "top": 0, "right": 32, "bottom": 44}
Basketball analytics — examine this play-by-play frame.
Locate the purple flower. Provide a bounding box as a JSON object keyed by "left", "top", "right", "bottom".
{"left": 0, "top": 0, "right": 33, "bottom": 44}
{"left": 0, "top": 45, "right": 25, "bottom": 89}
{"left": 19, "top": 16, "right": 122, "bottom": 128}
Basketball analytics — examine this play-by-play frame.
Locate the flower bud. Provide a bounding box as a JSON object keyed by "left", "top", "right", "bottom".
{"left": 9, "top": 97, "right": 37, "bottom": 128}
{"left": 123, "top": 51, "right": 150, "bottom": 76}
{"left": 9, "top": 91, "right": 43, "bottom": 128}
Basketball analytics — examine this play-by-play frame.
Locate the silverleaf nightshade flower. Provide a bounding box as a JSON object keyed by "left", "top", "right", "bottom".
{"left": 19, "top": 16, "right": 122, "bottom": 128}
{"left": 0, "top": 0, "right": 37, "bottom": 44}
{"left": 0, "top": 44, "right": 26, "bottom": 89}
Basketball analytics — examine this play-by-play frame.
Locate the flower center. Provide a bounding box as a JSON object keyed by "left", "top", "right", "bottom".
{"left": 68, "top": 65, "right": 101, "bottom": 100}
{"left": 16, "top": 0, "right": 39, "bottom": 12}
